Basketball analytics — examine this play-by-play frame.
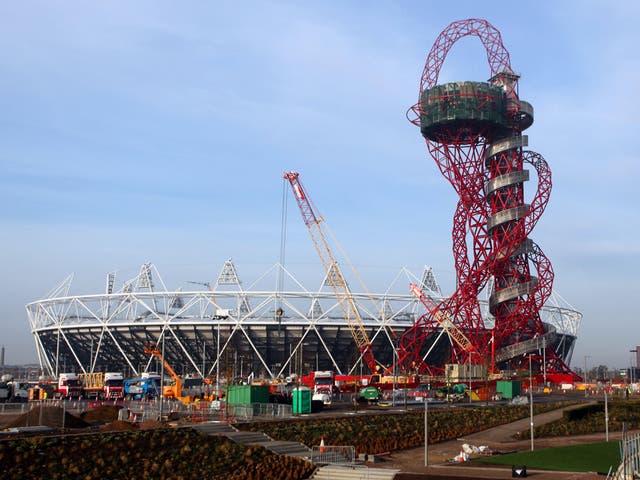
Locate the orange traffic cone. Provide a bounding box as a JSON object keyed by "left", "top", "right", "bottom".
{"left": 319, "top": 436, "right": 325, "bottom": 453}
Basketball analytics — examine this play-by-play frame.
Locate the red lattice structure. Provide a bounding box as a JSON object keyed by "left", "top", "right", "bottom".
{"left": 401, "top": 19, "right": 577, "bottom": 380}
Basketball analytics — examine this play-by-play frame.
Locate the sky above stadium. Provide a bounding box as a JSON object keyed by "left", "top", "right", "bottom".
{"left": 1, "top": 1, "right": 638, "bottom": 371}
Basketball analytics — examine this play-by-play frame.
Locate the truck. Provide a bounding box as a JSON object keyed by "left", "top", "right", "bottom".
{"left": 0, "top": 381, "right": 9, "bottom": 402}
{"left": 78, "top": 372, "right": 124, "bottom": 400}
{"left": 124, "top": 377, "right": 160, "bottom": 401}
{"left": 311, "top": 370, "right": 336, "bottom": 405}
{"left": 0, "top": 375, "right": 30, "bottom": 402}
{"left": 56, "top": 373, "right": 83, "bottom": 399}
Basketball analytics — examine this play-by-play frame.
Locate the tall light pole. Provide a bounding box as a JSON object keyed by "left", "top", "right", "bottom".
{"left": 216, "top": 319, "right": 220, "bottom": 395}
{"left": 542, "top": 337, "right": 547, "bottom": 386}
{"left": 630, "top": 350, "right": 637, "bottom": 385}
{"left": 529, "top": 353, "right": 534, "bottom": 451}
{"left": 202, "top": 340, "right": 206, "bottom": 380}
{"left": 424, "top": 400, "right": 429, "bottom": 466}
{"left": 159, "top": 333, "right": 165, "bottom": 421}
{"left": 605, "top": 388, "right": 609, "bottom": 442}
{"left": 467, "top": 352, "right": 477, "bottom": 402}
{"left": 584, "top": 355, "right": 590, "bottom": 396}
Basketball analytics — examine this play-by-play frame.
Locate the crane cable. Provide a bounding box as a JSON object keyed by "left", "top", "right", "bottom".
{"left": 276, "top": 178, "right": 288, "bottom": 320}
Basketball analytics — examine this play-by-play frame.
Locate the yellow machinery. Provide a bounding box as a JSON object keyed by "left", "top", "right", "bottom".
{"left": 143, "top": 344, "right": 196, "bottom": 404}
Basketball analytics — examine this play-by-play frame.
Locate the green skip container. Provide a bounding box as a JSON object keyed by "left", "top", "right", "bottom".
{"left": 496, "top": 380, "right": 522, "bottom": 399}
{"left": 227, "top": 385, "right": 270, "bottom": 405}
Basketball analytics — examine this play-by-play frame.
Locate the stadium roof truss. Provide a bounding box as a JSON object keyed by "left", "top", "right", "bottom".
{"left": 26, "top": 262, "right": 581, "bottom": 379}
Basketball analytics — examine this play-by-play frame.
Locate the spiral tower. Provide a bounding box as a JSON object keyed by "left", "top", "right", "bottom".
{"left": 402, "top": 19, "right": 576, "bottom": 378}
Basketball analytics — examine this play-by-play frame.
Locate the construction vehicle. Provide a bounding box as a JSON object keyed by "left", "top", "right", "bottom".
{"left": 143, "top": 344, "right": 200, "bottom": 404}
{"left": 284, "top": 171, "right": 380, "bottom": 374}
{"left": 124, "top": 377, "right": 160, "bottom": 401}
{"left": 79, "top": 372, "right": 124, "bottom": 400}
{"left": 56, "top": 373, "right": 83, "bottom": 399}
{"left": 0, "top": 381, "right": 8, "bottom": 402}
{"left": 28, "top": 383, "right": 55, "bottom": 401}
{"left": 0, "top": 374, "right": 28, "bottom": 402}
{"left": 359, "top": 386, "right": 380, "bottom": 403}
{"left": 311, "top": 370, "right": 336, "bottom": 405}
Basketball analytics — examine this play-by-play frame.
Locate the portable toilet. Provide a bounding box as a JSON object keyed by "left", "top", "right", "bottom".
{"left": 292, "top": 386, "right": 312, "bottom": 414}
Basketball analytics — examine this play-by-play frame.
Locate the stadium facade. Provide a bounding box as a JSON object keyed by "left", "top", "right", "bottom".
{"left": 26, "top": 261, "right": 581, "bottom": 380}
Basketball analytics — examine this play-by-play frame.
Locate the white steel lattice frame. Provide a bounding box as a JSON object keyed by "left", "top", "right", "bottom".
{"left": 26, "top": 263, "right": 581, "bottom": 379}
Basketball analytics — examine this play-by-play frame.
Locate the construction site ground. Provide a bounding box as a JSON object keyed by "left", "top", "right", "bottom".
{"left": 0, "top": 396, "right": 630, "bottom": 479}
{"left": 376, "top": 402, "right": 621, "bottom": 479}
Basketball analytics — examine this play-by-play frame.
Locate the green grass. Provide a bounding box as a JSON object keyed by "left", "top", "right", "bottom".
{"left": 475, "top": 441, "right": 620, "bottom": 473}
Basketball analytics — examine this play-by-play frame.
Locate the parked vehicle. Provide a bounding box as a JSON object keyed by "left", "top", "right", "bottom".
{"left": 359, "top": 386, "right": 380, "bottom": 403}
{"left": 124, "top": 377, "right": 160, "bottom": 401}
{"left": 0, "top": 375, "right": 30, "bottom": 402}
{"left": 312, "top": 370, "right": 335, "bottom": 405}
{"left": 79, "top": 372, "right": 124, "bottom": 399}
{"left": 0, "top": 381, "right": 9, "bottom": 402}
{"left": 56, "top": 373, "right": 83, "bottom": 399}
{"left": 408, "top": 384, "right": 432, "bottom": 400}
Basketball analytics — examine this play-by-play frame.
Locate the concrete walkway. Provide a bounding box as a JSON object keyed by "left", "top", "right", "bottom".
{"left": 458, "top": 401, "right": 597, "bottom": 446}
{"left": 378, "top": 402, "right": 609, "bottom": 479}
{"left": 192, "top": 420, "right": 312, "bottom": 457}
{"left": 310, "top": 464, "right": 399, "bottom": 480}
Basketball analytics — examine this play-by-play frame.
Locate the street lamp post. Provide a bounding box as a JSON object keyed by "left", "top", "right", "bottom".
{"left": 584, "top": 355, "right": 590, "bottom": 397}
{"left": 605, "top": 388, "right": 609, "bottom": 442}
{"left": 529, "top": 354, "right": 534, "bottom": 452}
{"left": 216, "top": 319, "right": 220, "bottom": 395}
{"left": 467, "top": 354, "right": 471, "bottom": 391}
{"left": 630, "top": 350, "right": 637, "bottom": 386}
{"left": 159, "top": 333, "right": 165, "bottom": 421}
{"left": 542, "top": 337, "right": 547, "bottom": 386}
{"left": 424, "top": 400, "right": 429, "bottom": 467}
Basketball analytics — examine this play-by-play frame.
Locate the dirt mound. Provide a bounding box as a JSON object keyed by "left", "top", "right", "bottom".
{"left": 138, "top": 420, "right": 164, "bottom": 430}
{"left": 99, "top": 420, "right": 137, "bottom": 432}
{"left": 80, "top": 405, "right": 123, "bottom": 424}
{"left": 6, "top": 406, "right": 88, "bottom": 429}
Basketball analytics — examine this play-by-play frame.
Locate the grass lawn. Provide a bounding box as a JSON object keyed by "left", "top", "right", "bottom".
{"left": 475, "top": 441, "right": 620, "bottom": 473}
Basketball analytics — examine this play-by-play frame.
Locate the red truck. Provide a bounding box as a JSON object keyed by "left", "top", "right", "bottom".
{"left": 56, "top": 373, "right": 83, "bottom": 399}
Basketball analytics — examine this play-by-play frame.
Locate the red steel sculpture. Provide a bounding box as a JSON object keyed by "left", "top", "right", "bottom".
{"left": 401, "top": 18, "right": 576, "bottom": 379}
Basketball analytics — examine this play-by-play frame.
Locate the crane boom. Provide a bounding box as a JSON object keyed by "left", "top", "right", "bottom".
{"left": 408, "top": 283, "right": 476, "bottom": 353}
{"left": 284, "top": 171, "right": 378, "bottom": 373}
{"left": 143, "top": 344, "right": 183, "bottom": 398}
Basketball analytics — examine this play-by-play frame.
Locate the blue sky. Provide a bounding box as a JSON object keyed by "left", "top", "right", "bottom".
{"left": 1, "top": 1, "right": 638, "bottom": 370}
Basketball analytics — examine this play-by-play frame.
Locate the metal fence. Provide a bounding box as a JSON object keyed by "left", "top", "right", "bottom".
{"left": 310, "top": 445, "right": 355, "bottom": 465}
{"left": 1, "top": 399, "right": 294, "bottom": 429}
{"left": 0, "top": 402, "right": 30, "bottom": 414}
{"left": 608, "top": 432, "right": 640, "bottom": 479}
{"left": 115, "top": 400, "right": 293, "bottom": 423}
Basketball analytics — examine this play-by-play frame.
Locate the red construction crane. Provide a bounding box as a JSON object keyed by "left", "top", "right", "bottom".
{"left": 283, "top": 171, "right": 379, "bottom": 374}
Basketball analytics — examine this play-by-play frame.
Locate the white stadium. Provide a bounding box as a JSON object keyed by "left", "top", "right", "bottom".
{"left": 26, "top": 260, "right": 581, "bottom": 380}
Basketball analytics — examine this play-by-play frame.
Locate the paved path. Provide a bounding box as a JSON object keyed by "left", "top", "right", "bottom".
{"left": 376, "top": 402, "right": 614, "bottom": 479}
